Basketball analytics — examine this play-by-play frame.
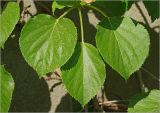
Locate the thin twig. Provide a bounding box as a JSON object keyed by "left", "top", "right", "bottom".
{"left": 93, "top": 96, "right": 103, "bottom": 112}
{"left": 99, "top": 100, "right": 130, "bottom": 105}
{"left": 152, "top": 25, "right": 160, "bottom": 30}
{"left": 35, "top": 2, "right": 52, "bottom": 15}
{"left": 137, "top": 70, "right": 148, "bottom": 92}
{"left": 141, "top": 67, "right": 160, "bottom": 82}
{"left": 44, "top": 77, "right": 61, "bottom": 81}
{"left": 85, "top": 5, "right": 108, "bottom": 18}
{"left": 99, "top": 100, "right": 128, "bottom": 112}
{"left": 135, "top": 1, "right": 150, "bottom": 27}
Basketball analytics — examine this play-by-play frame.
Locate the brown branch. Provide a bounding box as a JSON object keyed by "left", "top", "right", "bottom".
{"left": 99, "top": 100, "right": 129, "bottom": 112}
{"left": 135, "top": 1, "right": 150, "bottom": 27}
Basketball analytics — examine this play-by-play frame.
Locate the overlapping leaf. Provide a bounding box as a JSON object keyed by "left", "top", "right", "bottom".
{"left": 61, "top": 43, "right": 106, "bottom": 106}
{"left": 20, "top": 14, "right": 77, "bottom": 77}
{"left": 92, "top": 1, "right": 127, "bottom": 17}
{"left": 0, "top": 65, "right": 14, "bottom": 112}
{"left": 52, "top": 0, "right": 80, "bottom": 14}
{"left": 0, "top": 2, "right": 20, "bottom": 48}
{"left": 96, "top": 17, "right": 150, "bottom": 80}
{"left": 128, "top": 90, "right": 160, "bottom": 112}
{"left": 144, "top": 1, "right": 159, "bottom": 21}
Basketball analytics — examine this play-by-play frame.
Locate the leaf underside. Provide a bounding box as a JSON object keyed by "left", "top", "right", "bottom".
{"left": 96, "top": 17, "right": 150, "bottom": 80}
{"left": 61, "top": 42, "right": 106, "bottom": 107}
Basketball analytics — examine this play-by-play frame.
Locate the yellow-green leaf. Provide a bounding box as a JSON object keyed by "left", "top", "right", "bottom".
{"left": 0, "top": 2, "right": 20, "bottom": 48}
{"left": 0, "top": 65, "right": 14, "bottom": 112}
{"left": 128, "top": 90, "right": 160, "bottom": 112}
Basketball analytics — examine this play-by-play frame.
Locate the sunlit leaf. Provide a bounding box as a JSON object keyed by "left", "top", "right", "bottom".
{"left": 0, "top": 65, "right": 14, "bottom": 112}
{"left": 128, "top": 90, "right": 160, "bottom": 112}
{"left": 0, "top": 2, "right": 20, "bottom": 48}
{"left": 20, "top": 14, "right": 77, "bottom": 77}
{"left": 61, "top": 42, "right": 106, "bottom": 106}
{"left": 96, "top": 17, "right": 150, "bottom": 80}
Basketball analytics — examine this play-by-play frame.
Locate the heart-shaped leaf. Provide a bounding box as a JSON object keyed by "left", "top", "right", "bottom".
{"left": 128, "top": 90, "right": 160, "bottom": 112}
{"left": 0, "top": 65, "right": 14, "bottom": 112}
{"left": 96, "top": 17, "right": 150, "bottom": 80}
{"left": 0, "top": 2, "right": 20, "bottom": 48}
{"left": 20, "top": 14, "right": 77, "bottom": 77}
{"left": 61, "top": 42, "right": 106, "bottom": 107}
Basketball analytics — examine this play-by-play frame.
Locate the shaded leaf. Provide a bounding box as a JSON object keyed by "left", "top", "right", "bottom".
{"left": 144, "top": 1, "right": 159, "bottom": 22}
{"left": 91, "top": 0, "right": 133, "bottom": 20}
{"left": 52, "top": 0, "right": 80, "bottom": 14}
{"left": 0, "top": 65, "right": 14, "bottom": 112}
{"left": 128, "top": 90, "right": 160, "bottom": 112}
{"left": 61, "top": 42, "right": 106, "bottom": 107}
{"left": 0, "top": 2, "right": 20, "bottom": 48}
{"left": 92, "top": 1, "right": 126, "bottom": 17}
{"left": 96, "top": 17, "right": 150, "bottom": 80}
{"left": 20, "top": 14, "right": 77, "bottom": 77}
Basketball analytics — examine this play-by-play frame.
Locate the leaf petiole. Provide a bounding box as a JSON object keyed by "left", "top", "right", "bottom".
{"left": 85, "top": 5, "right": 108, "bottom": 18}
{"left": 78, "top": 8, "right": 84, "bottom": 43}
{"left": 58, "top": 7, "right": 76, "bottom": 20}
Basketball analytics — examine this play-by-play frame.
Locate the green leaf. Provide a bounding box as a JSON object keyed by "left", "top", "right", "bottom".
{"left": 20, "top": 14, "right": 77, "bottom": 78}
{"left": 96, "top": 17, "right": 150, "bottom": 80}
{"left": 0, "top": 2, "right": 20, "bottom": 48}
{"left": 128, "top": 90, "right": 160, "bottom": 112}
{"left": 61, "top": 42, "right": 106, "bottom": 107}
{"left": 0, "top": 65, "right": 14, "bottom": 112}
{"left": 92, "top": 1, "right": 133, "bottom": 18}
{"left": 143, "top": 1, "right": 159, "bottom": 21}
{"left": 92, "top": 1, "right": 126, "bottom": 17}
{"left": 52, "top": 0, "right": 80, "bottom": 14}
{"left": 122, "top": 0, "right": 128, "bottom": 11}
